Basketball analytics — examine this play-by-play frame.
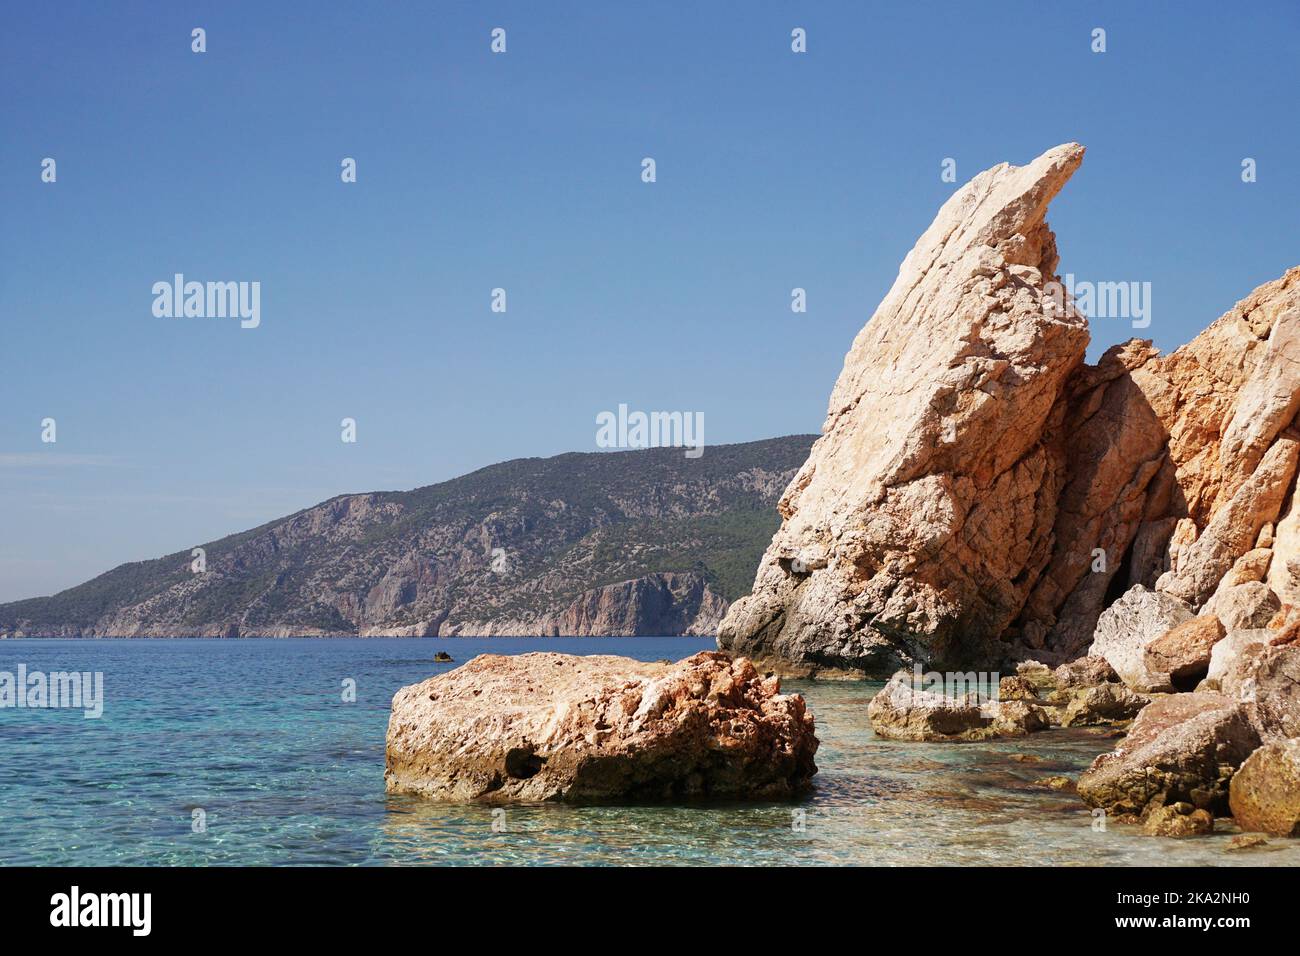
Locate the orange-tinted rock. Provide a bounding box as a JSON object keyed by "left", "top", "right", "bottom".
{"left": 1144, "top": 615, "right": 1225, "bottom": 686}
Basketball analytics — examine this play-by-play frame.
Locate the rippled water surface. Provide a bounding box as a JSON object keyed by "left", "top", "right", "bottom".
{"left": 2, "top": 637, "right": 1296, "bottom": 866}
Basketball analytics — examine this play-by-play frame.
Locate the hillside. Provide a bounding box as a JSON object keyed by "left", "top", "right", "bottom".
{"left": 0, "top": 436, "right": 815, "bottom": 638}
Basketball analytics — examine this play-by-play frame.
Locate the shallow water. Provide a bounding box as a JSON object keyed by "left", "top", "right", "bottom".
{"left": 1, "top": 637, "right": 1295, "bottom": 866}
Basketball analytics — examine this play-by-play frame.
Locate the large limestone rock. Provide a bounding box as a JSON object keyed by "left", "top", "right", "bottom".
{"left": 1229, "top": 739, "right": 1300, "bottom": 836}
{"left": 719, "top": 143, "right": 1091, "bottom": 675}
{"left": 719, "top": 136, "right": 1300, "bottom": 677}
{"left": 384, "top": 651, "right": 818, "bottom": 802}
{"left": 1087, "top": 585, "right": 1193, "bottom": 691}
{"left": 1077, "top": 693, "right": 1260, "bottom": 817}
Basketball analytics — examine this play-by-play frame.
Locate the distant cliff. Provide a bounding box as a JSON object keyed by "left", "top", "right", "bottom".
{"left": 0, "top": 436, "right": 814, "bottom": 638}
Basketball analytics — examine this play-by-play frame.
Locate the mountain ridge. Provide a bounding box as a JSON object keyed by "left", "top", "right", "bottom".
{"left": 0, "top": 435, "right": 815, "bottom": 638}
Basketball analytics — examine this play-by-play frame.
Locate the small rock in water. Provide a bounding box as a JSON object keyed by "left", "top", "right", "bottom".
{"left": 1226, "top": 833, "right": 1270, "bottom": 851}
{"left": 1034, "top": 775, "right": 1076, "bottom": 792}
{"left": 999, "top": 675, "right": 1040, "bottom": 701}
{"left": 1060, "top": 683, "right": 1150, "bottom": 728}
{"left": 1053, "top": 655, "right": 1119, "bottom": 690}
{"left": 1142, "top": 802, "right": 1214, "bottom": 838}
{"left": 433, "top": 651, "right": 454, "bottom": 662}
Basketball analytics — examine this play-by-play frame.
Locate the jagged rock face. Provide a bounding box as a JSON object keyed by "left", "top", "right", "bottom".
{"left": 721, "top": 138, "right": 1300, "bottom": 678}
{"left": 720, "top": 143, "right": 1091, "bottom": 675}
{"left": 384, "top": 651, "right": 818, "bottom": 802}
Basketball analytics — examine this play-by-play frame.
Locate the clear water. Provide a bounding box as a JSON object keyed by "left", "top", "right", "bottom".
{"left": 1, "top": 637, "right": 1295, "bottom": 866}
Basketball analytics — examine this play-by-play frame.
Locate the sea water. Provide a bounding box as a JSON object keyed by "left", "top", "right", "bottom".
{"left": 1, "top": 637, "right": 1295, "bottom": 866}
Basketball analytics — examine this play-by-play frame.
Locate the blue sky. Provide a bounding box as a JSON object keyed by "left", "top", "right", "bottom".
{"left": 2, "top": 0, "right": 1298, "bottom": 602}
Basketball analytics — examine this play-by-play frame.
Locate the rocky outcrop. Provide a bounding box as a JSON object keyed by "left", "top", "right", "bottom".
{"left": 719, "top": 140, "right": 1300, "bottom": 680}
{"left": 554, "top": 573, "right": 728, "bottom": 638}
{"left": 1229, "top": 739, "right": 1300, "bottom": 836}
{"left": 1077, "top": 693, "right": 1259, "bottom": 817}
{"left": 720, "top": 143, "right": 1092, "bottom": 675}
{"left": 384, "top": 651, "right": 818, "bottom": 802}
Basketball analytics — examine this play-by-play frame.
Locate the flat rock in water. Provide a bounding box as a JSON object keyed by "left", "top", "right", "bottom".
{"left": 385, "top": 651, "right": 818, "bottom": 802}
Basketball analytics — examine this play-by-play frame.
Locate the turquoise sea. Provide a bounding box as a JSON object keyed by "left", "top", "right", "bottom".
{"left": 2, "top": 637, "right": 1297, "bottom": 866}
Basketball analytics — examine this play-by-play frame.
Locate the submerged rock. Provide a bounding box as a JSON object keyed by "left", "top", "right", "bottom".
{"left": 1229, "top": 739, "right": 1300, "bottom": 836}
{"left": 384, "top": 651, "right": 818, "bottom": 802}
{"left": 1077, "top": 692, "right": 1259, "bottom": 817}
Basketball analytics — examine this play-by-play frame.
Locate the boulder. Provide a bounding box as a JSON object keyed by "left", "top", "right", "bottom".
{"left": 1077, "top": 693, "right": 1260, "bottom": 816}
{"left": 1228, "top": 738, "right": 1300, "bottom": 836}
{"left": 1205, "top": 629, "right": 1271, "bottom": 686}
{"left": 1202, "top": 581, "right": 1281, "bottom": 631}
{"left": 992, "top": 699, "right": 1051, "bottom": 736}
{"left": 1053, "top": 655, "right": 1119, "bottom": 689}
{"left": 867, "top": 671, "right": 988, "bottom": 741}
{"left": 384, "top": 651, "right": 818, "bottom": 802}
{"left": 1016, "top": 660, "right": 1059, "bottom": 693}
{"left": 1087, "top": 585, "right": 1193, "bottom": 691}
{"left": 999, "top": 675, "right": 1041, "bottom": 701}
{"left": 1220, "top": 548, "right": 1273, "bottom": 587}
{"left": 1060, "top": 683, "right": 1150, "bottom": 728}
{"left": 1143, "top": 615, "right": 1224, "bottom": 689}
{"left": 1219, "top": 644, "right": 1300, "bottom": 741}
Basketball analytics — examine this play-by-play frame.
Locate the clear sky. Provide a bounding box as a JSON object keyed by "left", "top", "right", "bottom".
{"left": 2, "top": 1, "right": 1298, "bottom": 602}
